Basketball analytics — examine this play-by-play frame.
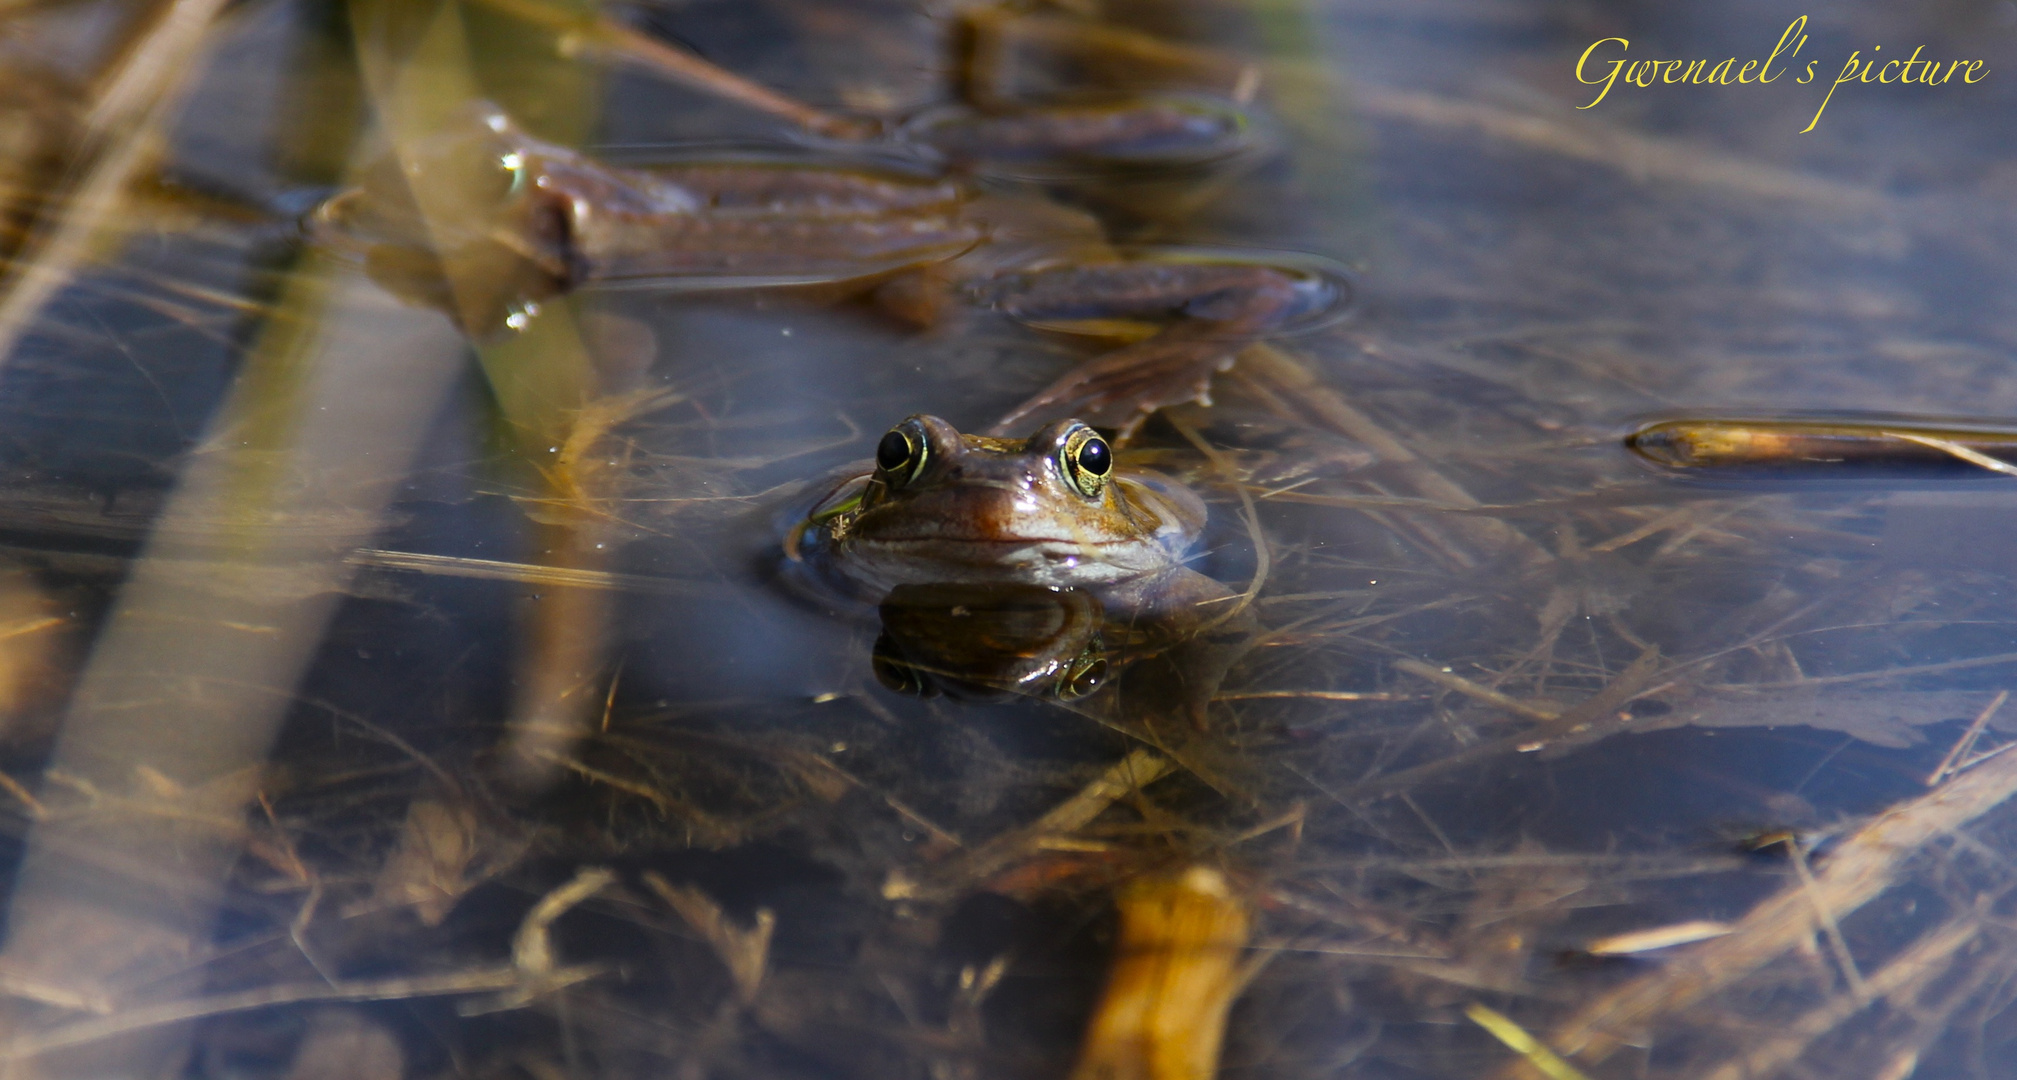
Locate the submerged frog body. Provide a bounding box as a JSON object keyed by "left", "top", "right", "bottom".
{"left": 313, "top": 99, "right": 1260, "bottom": 313}
{"left": 313, "top": 105, "right": 980, "bottom": 332}
{"left": 972, "top": 258, "right": 1345, "bottom": 436}
{"left": 315, "top": 102, "right": 1346, "bottom": 435}
{"left": 792, "top": 415, "right": 1205, "bottom": 598}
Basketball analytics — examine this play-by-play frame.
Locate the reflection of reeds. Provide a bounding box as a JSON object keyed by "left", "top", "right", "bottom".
{"left": 467, "top": 0, "right": 871, "bottom": 137}
{"left": 347, "top": 0, "right": 618, "bottom": 793}
{"left": 0, "top": 0, "right": 235, "bottom": 363}
{"left": 0, "top": 260, "right": 468, "bottom": 1073}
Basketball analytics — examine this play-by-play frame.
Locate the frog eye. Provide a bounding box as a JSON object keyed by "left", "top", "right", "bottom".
{"left": 871, "top": 636, "right": 936, "bottom": 697}
{"left": 1060, "top": 425, "right": 1112, "bottom": 499}
{"left": 1057, "top": 656, "right": 1109, "bottom": 700}
{"left": 876, "top": 422, "right": 928, "bottom": 487}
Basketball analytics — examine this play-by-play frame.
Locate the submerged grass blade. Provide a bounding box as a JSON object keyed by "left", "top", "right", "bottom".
{"left": 1466, "top": 1003, "right": 1594, "bottom": 1080}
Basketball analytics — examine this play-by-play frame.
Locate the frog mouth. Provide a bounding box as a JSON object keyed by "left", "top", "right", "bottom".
{"left": 851, "top": 512, "right": 1144, "bottom": 554}
{"left": 864, "top": 534, "right": 1134, "bottom": 556}
{"left": 844, "top": 534, "right": 1173, "bottom": 584}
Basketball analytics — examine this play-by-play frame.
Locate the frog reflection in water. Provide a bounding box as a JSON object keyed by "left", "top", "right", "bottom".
{"left": 789, "top": 415, "right": 1249, "bottom": 717}
{"left": 315, "top": 104, "right": 1343, "bottom": 435}
{"left": 871, "top": 583, "right": 1109, "bottom": 703}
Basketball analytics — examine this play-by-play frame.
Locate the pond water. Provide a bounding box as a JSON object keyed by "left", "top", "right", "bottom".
{"left": 0, "top": 1, "right": 2014, "bottom": 1078}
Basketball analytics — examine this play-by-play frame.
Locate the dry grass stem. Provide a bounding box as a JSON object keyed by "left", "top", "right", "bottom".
{"left": 1530, "top": 739, "right": 2017, "bottom": 1069}
{"left": 512, "top": 866, "right": 616, "bottom": 976}
{"left": 1927, "top": 690, "right": 2008, "bottom": 786}
{"left": 1787, "top": 837, "right": 1869, "bottom": 1002}
{"left": 1240, "top": 343, "right": 1550, "bottom": 565}
{"left": 468, "top": 0, "right": 873, "bottom": 137}
{"left": 644, "top": 872, "right": 776, "bottom": 1005}
{"left": 349, "top": 549, "right": 697, "bottom": 595}
{"left": 1695, "top": 916, "right": 1982, "bottom": 1080}
{"left": 1582, "top": 920, "right": 1733, "bottom": 957}
{"left": 893, "top": 749, "right": 1174, "bottom": 899}
{"left": 1391, "top": 658, "right": 1560, "bottom": 722}
{"left": 0, "top": 0, "right": 234, "bottom": 365}
{"left": 1, "top": 966, "right": 543, "bottom": 1062}
{"left": 1169, "top": 413, "right": 1270, "bottom": 627}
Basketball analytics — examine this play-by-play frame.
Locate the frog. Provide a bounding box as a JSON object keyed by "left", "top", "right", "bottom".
{"left": 785, "top": 414, "right": 1253, "bottom": 722}
{"left": 786, "top": 414, "right": 1205, "bottom": 600}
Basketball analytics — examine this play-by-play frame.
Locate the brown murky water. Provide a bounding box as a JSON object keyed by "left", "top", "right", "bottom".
{"left": 0, "top": 2, "right": 2013, "bottom": 1078}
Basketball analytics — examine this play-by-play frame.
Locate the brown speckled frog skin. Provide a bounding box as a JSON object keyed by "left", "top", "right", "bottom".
{"left": 792, "top": 415, "right": 1206, "bottom": 599}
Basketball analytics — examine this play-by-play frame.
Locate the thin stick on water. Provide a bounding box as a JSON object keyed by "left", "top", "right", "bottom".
{"left": 1508, "top": 739, "right": 2017, "bottom": 1073}
{"left": 1213, "top": 690, "right": 1414, "bottom": 702}
{"left": 1927, "top": 690, "right": 2008, "bottom": 786}
{"left": 350, "top": 549, "right": 698, "bottom": 595}
{"left": 1237, "top": 343, "right": 1552, "bottom": 567}
{"left": 1351, "top": 85, "right": 1888, "bottom": 215}
{"left": 1169, "top": 413, "right": 1269, "bottom": 627}
{"left": 1955, "top": 738, "right": 2017, "bottom": 775}
{"left": 1582, "top": 920, "right": 1733, "bottom": 957}
{"left": 467, "top": 0, "right": 872, "bottom": 137}
{"left": 1695, "top": 915, "right": 1982, "bottom": 1080}
{"left": 1787, "top": 837, "right": 1868, "bottom": 1002}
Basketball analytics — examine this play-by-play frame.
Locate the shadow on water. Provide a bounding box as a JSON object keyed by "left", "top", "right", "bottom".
{"left": 0, "top": 1, "right": 2012, "bottom": 1078}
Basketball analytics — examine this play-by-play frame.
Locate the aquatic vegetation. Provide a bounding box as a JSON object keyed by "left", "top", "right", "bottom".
{"left": 0, "top": 3, "right": 2008, "bottom": 1080}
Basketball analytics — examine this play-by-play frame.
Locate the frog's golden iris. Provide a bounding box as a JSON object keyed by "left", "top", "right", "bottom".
{"left": 1060, "top": 424, "right": 1113, "bottom": 499}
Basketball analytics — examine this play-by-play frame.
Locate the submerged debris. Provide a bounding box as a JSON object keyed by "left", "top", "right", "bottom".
{"left": 1071, "top": 864, "right": 1255, "bottom": 1080}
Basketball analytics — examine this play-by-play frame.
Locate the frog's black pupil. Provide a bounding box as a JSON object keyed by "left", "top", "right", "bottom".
{"left": 877, "top": 430, "right": 913, "bottom": 473}
{"left": 1075, "top": 436, "right": 1111, "bottom": 477}
{"left": 1063, "top": 659, "right": 1109, "bottom": 699}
